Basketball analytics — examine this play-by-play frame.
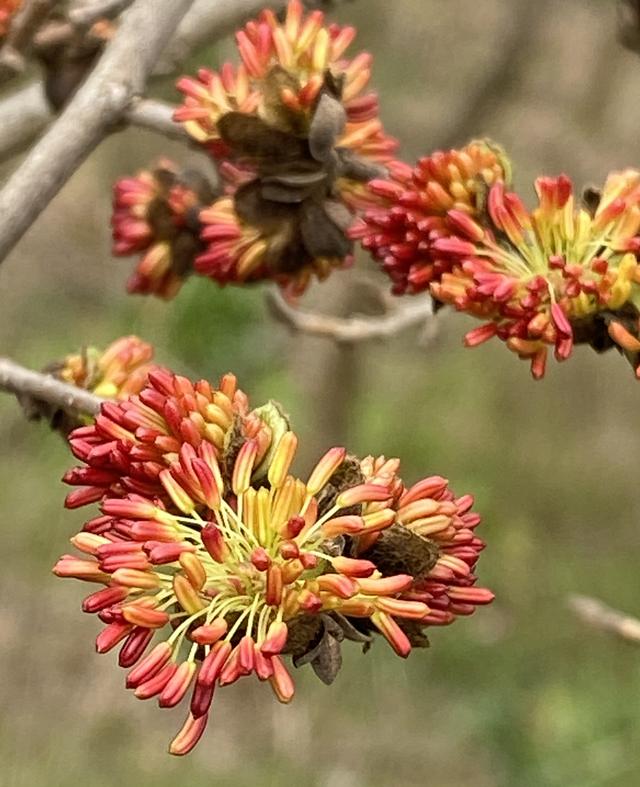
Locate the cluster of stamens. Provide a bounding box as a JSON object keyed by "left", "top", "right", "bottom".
{"left": 54, "top": 368, "right": 492, "bottom": 755}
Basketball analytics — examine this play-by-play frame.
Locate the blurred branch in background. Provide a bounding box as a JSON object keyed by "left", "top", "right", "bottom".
{"left": 266, "top": 286, "right": 437, "bottom": 344}
{"left": 568, "top": 595, "right": 640, "bottom": 644}
{"left": 68, "top": 0, "right": 133, "bottom": 29}
{"left": 0, "top": 356, "right": 103, "bottom": 417}
{"left": 435, "top": 0, "right": 543, "bottom": 148}
{"left": 156, "top": 0, "right": 288, "bottom": 74}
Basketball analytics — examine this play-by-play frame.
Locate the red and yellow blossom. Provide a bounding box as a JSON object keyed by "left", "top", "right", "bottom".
{"left": 350, "top": 141, "right": 510, "bottom": 294}
{"left": 54, "top": 369, "right": 492, "bottom": 754}
{"left": 112, "top": 161, "right": 215, "bottom": 299}
{"left": 61, "top": 368, "right": 277, "bottom": 510}
{"left": 430, "top": 170, "right": 640, "bottom": 378}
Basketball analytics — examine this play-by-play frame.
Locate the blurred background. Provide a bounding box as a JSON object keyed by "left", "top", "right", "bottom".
{"left": 3, "top": 0, "right": 640, "bottom": 785}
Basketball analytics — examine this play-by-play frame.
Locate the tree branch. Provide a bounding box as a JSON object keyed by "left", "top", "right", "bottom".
{"left": 0, "top": 357, "right": 104, "bottom": 416}
{"left": 0, "top": 0, "right": 194, "bottom": 265}
{"left": 124, "top": 98, "right": 190, "bottom": 142}
{"left": 568, "top": 595, "right": 640, "bottom": 644}
{"left": 434, "top": 0, "right": 543, "bottom": 149}
{"left": 265, "top": 286, "right": 436, "bottom": 344}
{"left": 0, "top": 90, "right": 188, "bottom": 161}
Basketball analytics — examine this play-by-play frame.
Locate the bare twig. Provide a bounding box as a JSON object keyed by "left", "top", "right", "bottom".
{"left": 0, "top": 0, "right": 59, "bottom": 81}
{"left": 124, "top": 97, "right": 190, "bottom": 142}
{"left": 0, "top": 0, "right": 194, "bottom": 265}
{"left": 68, "top": 0, "right": 134, "bottom": 29}
{"left": 266, "top": 286, "right": 435, "bottom": 344}
{"left": 0, "top": 90, "right": 187, "bottom": 161}
{"left": 568, "top": 595, "right": 640, "bottom": 643}
{"left": 0, "top": 357, "right": 103, "bottom": 416}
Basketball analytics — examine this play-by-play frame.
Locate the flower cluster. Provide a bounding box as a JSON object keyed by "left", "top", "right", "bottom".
{"left": 429, "top": 170, "right": 640, "bottom": 378}
{"left": 353, "top": 139, "right": 640, "bottom": 378}
{"left": 175, "top": 0, "right": 394, "bottom": 165}
{"left": 111, "top": 0, "right": 395, "bottom": 298}
{"left": 112, "top": 161, "right": 216, "bottom": 299}
{"left": 350, "top": 140, "right": 510, "bottom": 294}
{"left": 55, "top": 368, "right": 492, "bottom": 755}
{"left": 0, "top": 0, "right": 20, "bottom": 40}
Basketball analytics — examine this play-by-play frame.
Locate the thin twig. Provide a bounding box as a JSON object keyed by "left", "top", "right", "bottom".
{"left": 0, "top": 357, "right": 104, "bottom": 416}
{"left": 568, "top": 595, "right": 640, "bottom": 644}
{"left": 266, "top": 286, "right": 435, "bottom": 344}
{"left": 68, "top": 0, "right": 134, "bottom": 29}
{"left": 124, "top": 97, "right": 190, "bottom": 142}
{"left": 0, "top": 0, "right": 194, "bottom": 265}
{"left": 0, "top": 90, "right": 188, "bottom": 161}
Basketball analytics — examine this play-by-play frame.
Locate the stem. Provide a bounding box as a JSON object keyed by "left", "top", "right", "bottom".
{"left": 0, "top": 356, "right": 104, "bottom": 416}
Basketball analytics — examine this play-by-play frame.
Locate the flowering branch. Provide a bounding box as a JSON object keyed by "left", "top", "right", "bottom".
{"left": 0, "top": 0, "right": 194, "bottom": 265}
{"left": 568, "top": 595, "right": 640, "bottom": 644}
{"left": 0, "top": 357, "right": 103, "bottom": 416}
{"left": 52, "top": 363, "right": 491, "bottom": 755}
{"left": 265, "top": 287, "right": 436, "bottom": 344}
